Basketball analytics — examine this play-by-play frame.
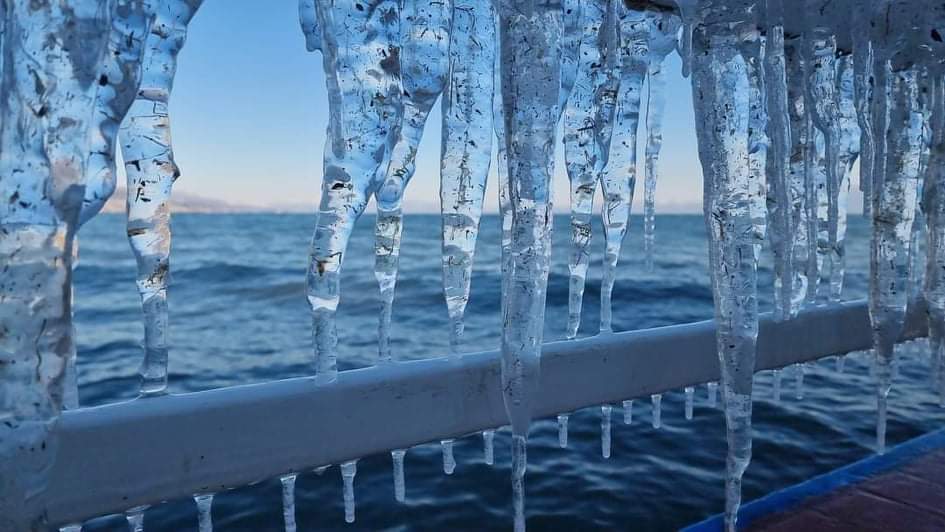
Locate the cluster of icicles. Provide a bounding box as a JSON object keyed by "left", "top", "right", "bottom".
{"left": 4, "top": 0, "right": 945, "bottom": 531}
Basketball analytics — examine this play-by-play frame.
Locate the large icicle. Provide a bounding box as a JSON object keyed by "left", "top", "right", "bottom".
{"left": 924, "top": 71, "right": 945, "bottom": 405}
{"left": 559, "top": 0, "right": 583, "bottom": 112}
{"left": 121, "top": 0, "right": 203, "bottom": 396}
{"left": 870, "top": 63, "right": 923, "bottom": 454}
{"left": 832, "top": 55, "right": 861, "bottom": 300}
{"left": 763, "top": 0, "right": 794, "bottom": 319}
{"left": 736, "top": 19, "right": 767, "bottom": 263}
{"left": 599, "top": 3, "right": 648, "bottom": 333}
{"left": 803, "top": 16, "right": 841, "bottom": 303}
{"left": 785, "top": 39, "right": 811, "bottom": 314}
{"left": 374, "top": 0, "right": 451, "bottom": 363}
{"left": 0, "top": 3, "right": 112, "bottom": 529}
{"left": 306, "top": 1, "right": 403, "bottom": 383}
{"left": 194, "top": 493, "right": 213, "bottom": 532}
{"left": 497, "top": 2, "right": 562, "bottom": 530}
{"left": 852, "top": 5, "right": 874, "bottom": 220}
{"left": 642, "top": 9, "right": 683, "bottom": 271}
{"left": 440, "top": 0, "right": 496, "bottom": 353}
{"left": 563, "top": 0, "right": 615, "bottom": 339}
{"left": 690, "top": 3, "right": 760, "bottom": 528}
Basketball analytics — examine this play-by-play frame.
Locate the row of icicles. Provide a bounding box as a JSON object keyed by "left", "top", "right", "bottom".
{"left": 54, "top": 0, "right": 945, "bottom": 531}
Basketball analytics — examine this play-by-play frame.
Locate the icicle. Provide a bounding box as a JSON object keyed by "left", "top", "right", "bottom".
{"left": 735, "top": 21, "right": 768, "bottom": 263}
{"left": 306, "top": 1, "right": 403, "bottom": 382}
{"left": 642, "top": 10, "right": 683, "bottom": 271}
{"left": 341, "top": 460, "right": 358, "bottom": 524}
{"left": 599, "top": 4, "right": 648, "bottom": 333}
{"left": 121, "top": 0, "right": 203, "bottom": 397}
{"left": 794, "top": 363, "right": 805, "bottom": 400}
{"left": 564, "top": 0, "right": 615, "bottom": 339}
{"left": 836, "top": 355, "right": 847, "bottom": 373}
{"left": 924, "top": 71, "right": 945, "bottom": 407}
{"left": 374, "top": 0, "right": 451, "bottom": 364}
{"left": 0, "top": 3, "right": 113, "bottom": 528}
{"left": 194, "top": 493, "right": 214, "bottom": 532}
{"left": 622, "top": 399, "right": 633, "bottom": 424}
{"left": 673, "top": 0, "right": 697, "bottom": 78}
{"left": 280, "top": 474, "right": 297, "bottom": 532}
{"left": 557, "top": 414, "right": 569, "bottom": 448}
{"left": 870, "top": 61, "right": 924, "bottom": 454}
{"left": 601, "top": 405, "right": 612, "bottom": 459}
{"left": 497, "top": 3, "right": 562, "bottom": 530}
{"left": 482, "top": 430, "right": 496, "bottom": 465}
{"left": 707, "top": 381, "right": 718, "bottom": 407}
{"left": 440, "top": 0, "right": 496, "bottom": 354}
{"left": 684, "top": 386, "right": 695, "bottom": 420}
{"left": 691, "top": 10, "right": 760, "bottom": 529}
{"left": 298, "top": 0, "right": 321, "bottom": 52}
{"left": 772, "top": 369, "right": 782, "bottom": 402}
{"left": 832, "top": 55, "right": 861, "bottom": 300}
{"left": 391, "top": 449, "right": 406, "bottom": 502}
{"left": 764, "top": 0, "right": 795, "bottom": 319}
{"left": 804, "top": 126, "right": 829, "bottom": 303}
{"left": 803, "top": 19, "right": 841, "bottom": 304}
{"left": 559, "top": 0, "right": 583, "bottom": 111}
{"left": 125, "top": 506, "right": 147, "bottom": 532}
{"left": 441, "top": 439, "right": 456, "bottom": 475}
{"left": 785, "top": 39, "right": 811, "bottom": 314}
{"left": 852, "top": 5, "right": 874, "bottom": 220}
{"left": 650, "top": 393, "right": 662, "bottom": 429}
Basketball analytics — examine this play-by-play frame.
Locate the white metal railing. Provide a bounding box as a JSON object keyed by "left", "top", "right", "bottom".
{"left": 40, "top": 298, "right": 927, "bottom": 527}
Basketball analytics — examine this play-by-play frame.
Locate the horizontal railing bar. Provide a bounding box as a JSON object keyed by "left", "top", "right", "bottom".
{"left": 44, "top": 299, "right": 927, "bottom": 525}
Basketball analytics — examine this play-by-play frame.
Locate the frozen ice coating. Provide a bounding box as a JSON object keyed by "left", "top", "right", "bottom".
{"left": 764, "top": 0, "right": 795, "bottom": 319}
{"left": 280, "top": 474, "right": 297, "bottom": 532}
{"left": 121, "top": 0, "right": 203, "bottom": 396}
{"left": 870, "top": 63, "right": 924, "bottom": 454}
{"left": 832, "top": 55, "right": 861, "bottom": 300}
{"left": 785, "top": 38, "right": 811, "bottom": 315}
{"left": 563, "top": 0, "right": 615, "bottom": 339}
{"left": 375, "top": 0, "right": 451, "bottom": 363}
{"left": 643, "top": 9, "right": 683, "bottom": 271}
{"left": 599, "top": 3, "right": 648, "bottom": 333}
{"left": 81, "top": 0, "right": 155, "bottom": 227}
{"left": 924, "top": 73, "right": 945, "bottom": 405}
{"left": 341, "top": 460, "right": 358, "bottom": 524}
{"left": 497, "top": 2, "right": 562, "bottom": 529}
{"left": 689, "top": 3, "right": 760, "bottom": 527}
{"left": 440, "top": 0, "right": 496, "bottom": 353}
{"left": 194, "top": 493, "right": 213, "bottom": 532}
{"left": 391, "top": 449, "right": 407, "bottom": 502}
{"left": 0, "top": 2, "right": 112, "bottom": 529}
{"left": 306, "top": 0, "right": 403, "bottom": 382}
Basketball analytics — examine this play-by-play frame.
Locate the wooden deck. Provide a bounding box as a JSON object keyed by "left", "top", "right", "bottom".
{"left": 684, "top": 428, "right": 945, "bottom": 531}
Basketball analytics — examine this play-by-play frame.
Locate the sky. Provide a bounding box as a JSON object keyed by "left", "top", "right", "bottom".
{"left": 164, "top": 0, "right": 864, "bottom": 214}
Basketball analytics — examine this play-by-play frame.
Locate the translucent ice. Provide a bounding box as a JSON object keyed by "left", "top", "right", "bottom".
{"left": 280, "top": 474, "right": 297, "bottom": 532}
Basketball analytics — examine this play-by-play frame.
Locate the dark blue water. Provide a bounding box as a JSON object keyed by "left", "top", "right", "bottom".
{"left": 74, "top": 213, "right": 945, "bottom": 531}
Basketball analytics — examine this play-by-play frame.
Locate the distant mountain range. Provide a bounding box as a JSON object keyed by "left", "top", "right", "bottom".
{"left": 101, "top": 188, "right": 312, "bottom": 214}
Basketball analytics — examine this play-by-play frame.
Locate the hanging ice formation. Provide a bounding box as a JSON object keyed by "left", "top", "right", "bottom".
{"left": 0, "top": 2, "right": 114, "bottom": 529}
{"left": 305, "top": 1, "right": 403, "bottom": 384}
{"left": 126, "top": 507, "right": 146, "bottom": 532}
{"left": 121, "top": 0, "right": 203, "bottom": 396}
{"left": 391, "top": 449, "right": 407, "bottom": 502}
{"left": 482, "top": 430, "right": 496, "bottom": 465}
{"left": 564, "top": 0, "right": 615, "bottom": 340}
{"left": 707, "top": 381, "right": 718, "bottom": 407}
{"left": 684, "top": 386, "right": 695, "bottom": 420}
{"left": 194, "top": 493, "right": 214, "bottom": 532}
{"left": 832, "top": 55, "right": 861, "bottom": 300}
{"left": 643, "top": 9, "right": 682, "bottom": 271}
{"left": 623, "top": 399, "right": 633, "bottom": 424}
{"left": 601, "top": 404, "right": 612, "bottom": 458}
{"left": 375, "top": 0, "right": 451, "bottom": 363}
{"left": 650, "top": 393, "right": 662, "bottom": 428}
{"left": 599, "top": 3, "right": 648, "bottom": 334}
{"left": 785, "top": 37, "right": 811, "bottom": 314}
{"left": 280, "top": 474, "right": 297, "bottom": 532}
{"left": 737, "top": 16, "right": 768, "bottom": 263}
{"left": 689, "top": 1, "right": 761, "bottom": 528}
{"left": 341, "top": 460, "right": 358, "bottom": 523}
{"left": 497, "top": 1, "right": 562, "bottom": 530}
{"left": 440, "top": 0, "right": 496, "bottom": 354}
{"left": 925, "top": 70, "right": 945, "bottom": 405}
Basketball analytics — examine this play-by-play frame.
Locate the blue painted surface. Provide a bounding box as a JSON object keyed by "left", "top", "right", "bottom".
{"left": 683, "top": 428, "right": 945, "bottom": 531}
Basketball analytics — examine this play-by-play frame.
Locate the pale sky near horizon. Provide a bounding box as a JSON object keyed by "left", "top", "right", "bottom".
{"left": 164, "top": 0, "right": 865, "bottom": 214}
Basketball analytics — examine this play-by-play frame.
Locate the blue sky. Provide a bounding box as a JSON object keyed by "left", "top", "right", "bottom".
{"left": 166, "top": 0, "right": 863, "bottom": 214}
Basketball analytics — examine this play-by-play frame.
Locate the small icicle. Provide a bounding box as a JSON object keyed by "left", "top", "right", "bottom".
{"left": 194, "top": 493, "right": 214, "bottom": 532}
{"left": 557, "top": 414, "right": 569, "bottom": 448}
{"left": 280, "top": 474, "right": 297, "bottom": 532}
{"left": 673, "top": 0, "right": 697, "bottom": 78}
{"left": 125, "top": 506, "right": 147, "bottom": 532}
{"left": 511, "top": 434, "right": 528, "bottom": 532}
{"left": 650, "top": 394, "right": 662, "bottom": 429}
{"left": 341, "top": 460, "right": 358, "bottom": 524}
{"left": 391, "top": 449, "right": 406, "bottom": 503}
{"left": 622, "top": 399, "right": 633, "bottom": 424}
{"left": 794, "top": 363, "right": 806, "bottom": 400}
{"left": 772, "top": 369, "right": 782, "bottom": 402}
{"left": 684, "top": 386, "right": 695, "bottom": 420}
{"left": 601, "top": 405, "right": 612, "bottom": 459}
{"left": 441, "top": 439, "right": 456, "bottom": 475}
{"left": 707, "top": 381, "right": 719, "bottom": 407}
{"left": 483, "top": 430, "right": 496, "bottom": 466}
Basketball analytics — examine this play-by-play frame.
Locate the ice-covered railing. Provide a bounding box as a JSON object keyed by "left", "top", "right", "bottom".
{"left": 3, "top": 1, "right": 945, "bottom": 532}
